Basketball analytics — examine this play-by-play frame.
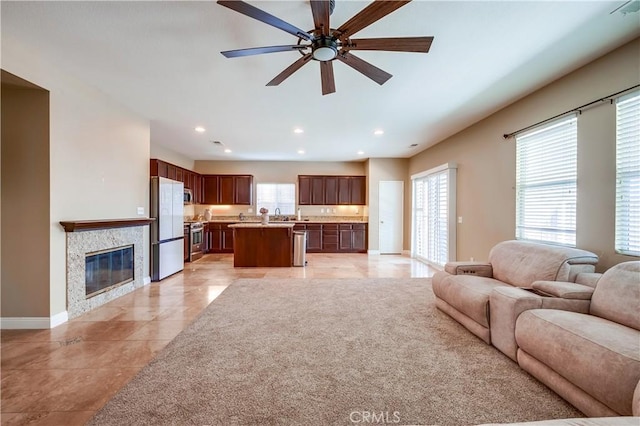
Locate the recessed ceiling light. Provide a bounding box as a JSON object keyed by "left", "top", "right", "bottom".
{"left": 224, "top": 149, "right": 232, "bottom": 153}
{"left": 294, "top": 128, "right": 304, "bottom": 134}
{"left": 373, "top": 129, "right": 384, "bottom": 136}
{"left": 297, "top": 150, "right": 305, "bottom": 154}
{"left": 357, "top": 150, "right": 364, "bottom": 155}
{"left": 195, "top": 126, "right": 206, "bottom": 133}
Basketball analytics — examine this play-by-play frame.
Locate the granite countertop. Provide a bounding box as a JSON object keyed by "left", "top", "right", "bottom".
{"left": 228, "top": 222, "right": 296, "bottom": 228}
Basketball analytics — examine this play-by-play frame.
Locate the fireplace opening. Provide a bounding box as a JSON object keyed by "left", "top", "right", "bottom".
{"left": 85, "top": 245, "right": 134, "bottom": 298}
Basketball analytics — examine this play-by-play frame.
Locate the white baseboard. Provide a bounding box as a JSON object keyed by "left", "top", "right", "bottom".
{"left": 367, "top": 250, "right": 381, "bottom": 255}
{"left": 402, "top": 250, "right": 411, "bottom": 256}
{"left": 1, "top": 310, "right": 69, "bottom": 329}
{"left": 50, "top": 311, "right": 69, "bottom": 328}
{"left": 143, "top": 276, "right": 151, "bottom": 285}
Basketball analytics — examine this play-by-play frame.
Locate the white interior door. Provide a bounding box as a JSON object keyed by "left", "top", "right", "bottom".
{"left": 379, "top": 181, "right": 403, "bottom": 254}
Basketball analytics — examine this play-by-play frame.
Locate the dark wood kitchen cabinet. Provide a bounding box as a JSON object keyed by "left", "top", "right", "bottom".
{"left": 294, "top": 223, "right": 323, "bottom": 252}
{"left": 306, "top": 224, "right": 323, "bottom": 252}
{"left": 340, "top": 176, "right": 366, "bottom": 205}
{"left": 151, "top": 159, "right": 204, "bottom": 203}
{"left": 322, "top": 224, "right": 339, "bottom": 252}
{"left": 202, "top": 175, "right": 253, "bottom": 205}
{"left": 339, "top": 223, "right": 367, "bottom": 253}
{"left": 204, "top": 222, "right": 234, "bottom": 253}
{"left": 298, "top": 175, "right": 366, "bottom": 205}
{"left": 294, "top": 222, "right": 367, "bottom": 253}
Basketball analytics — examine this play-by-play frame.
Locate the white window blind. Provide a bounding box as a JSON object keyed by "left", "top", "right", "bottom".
{"left": 615, "top": 91, "right": 640, "bottom": 256}
{"left": 515, "top": 115, "right": 577, "bottom": 246}
{"left": 256, "top": 183, "right": 296, "bottom": 215}
{"left": 412, "top": 164, "right": 456, "bottom": 266}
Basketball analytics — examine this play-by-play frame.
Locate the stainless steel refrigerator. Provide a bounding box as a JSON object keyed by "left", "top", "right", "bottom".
{"left": 150, "top": 176, "right": 184, "bottom": 281}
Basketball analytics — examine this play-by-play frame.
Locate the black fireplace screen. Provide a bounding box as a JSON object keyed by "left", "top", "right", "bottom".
{"left": 85, "top": 245, "right": 134, "bottom": 297}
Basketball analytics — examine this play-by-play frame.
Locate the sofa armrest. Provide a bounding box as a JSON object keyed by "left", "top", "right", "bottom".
{"left": 575, "top": 272, "right": 603, "bottom": 288}
{"left": 490, "top": 287, "right": 543, "bottom": 361}
{"left": 532, "top": 280, "right": 595, "bottom": 300}
{"left": 444, "top": 261, "right": 493, "bottom": 277}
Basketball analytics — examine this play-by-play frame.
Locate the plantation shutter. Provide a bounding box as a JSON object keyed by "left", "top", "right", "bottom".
{"left": 515, "top": 115, "right": 577, "bottom": 246}
{"left": 615, "top": 91, "right": 640, "bottom": 256}
{"left": 412, "top": 163, "right": 456, "bottom": 266}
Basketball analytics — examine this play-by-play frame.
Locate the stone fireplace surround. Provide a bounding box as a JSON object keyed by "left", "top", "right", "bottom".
{"left": 61, "top": 219, "right": 153, "bottom": 319}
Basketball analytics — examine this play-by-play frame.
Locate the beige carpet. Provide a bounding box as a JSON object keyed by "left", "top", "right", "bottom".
{"left": 88, "top": 278, "right": 582, "bottom": 425}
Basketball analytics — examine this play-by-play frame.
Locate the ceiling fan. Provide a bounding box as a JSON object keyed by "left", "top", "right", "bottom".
{"left": 217, "top": 0, "right": 433, "bottom": 95}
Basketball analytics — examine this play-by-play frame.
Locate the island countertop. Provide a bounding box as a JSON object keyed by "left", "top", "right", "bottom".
{"left": 228, "top": 222, "right": 296, "bottom": 228}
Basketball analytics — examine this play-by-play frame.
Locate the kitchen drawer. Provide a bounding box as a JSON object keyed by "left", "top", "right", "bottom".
{"left": 323, "top": 234, "right": 338, "bottom": 244}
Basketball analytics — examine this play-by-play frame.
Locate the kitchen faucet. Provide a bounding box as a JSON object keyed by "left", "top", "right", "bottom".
{"left": 274, "top": 208, "right": 281, "bottom": 218}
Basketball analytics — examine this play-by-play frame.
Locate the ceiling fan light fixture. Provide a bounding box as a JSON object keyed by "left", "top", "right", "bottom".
{"left": 312, "top": 36, "right": 338, "bottom": 61}
{"left": 312, "top": 45, "right": 337, "bottom": 61}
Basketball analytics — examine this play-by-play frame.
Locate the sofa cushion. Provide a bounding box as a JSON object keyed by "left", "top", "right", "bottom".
{"left": 432, "top": 275, "right": 508, "bottom": 328}
{"left": 488, "top": 240, "right": 598, "bottom": 288}
{"left": 590, "top": 261, "right": 640, "bottom": 331}
{"left": 516, "top": 309, "right": 640, "bottom": 415}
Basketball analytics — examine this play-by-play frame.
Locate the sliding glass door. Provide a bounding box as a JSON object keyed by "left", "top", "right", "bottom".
{"left": 412, "top": 163, "right": 457, "bottom": 267}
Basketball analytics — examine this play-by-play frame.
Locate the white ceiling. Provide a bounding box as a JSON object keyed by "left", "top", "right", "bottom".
{"left": 2, "top": 1, "right": 639, "bottom": 162}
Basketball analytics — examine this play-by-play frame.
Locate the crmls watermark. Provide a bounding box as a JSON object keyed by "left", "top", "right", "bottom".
{"left": 349, "top": 411, "right": 401, "bottom": 424}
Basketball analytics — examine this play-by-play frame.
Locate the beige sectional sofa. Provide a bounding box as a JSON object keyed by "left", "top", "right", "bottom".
{"left": 515, "top": 261, "right": 640, "bottom": 417}
{"left": 432, "top": 240, "right": 599, "bottom": 344}
{"left": 433, "top": 238, "right": 640, "bottom": 421}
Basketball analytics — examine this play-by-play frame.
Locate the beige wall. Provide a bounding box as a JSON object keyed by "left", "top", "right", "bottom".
{"left": 2, "top": 41, "right": 151, "bottom": 319}
{"left": 192, "top": 160, "right": 368, "bottom": 218}
{"left": 151, "top": 144, "right": 194, "bottom": 171}
{"left": 408, "top": 37, "right": 640, "bottom": 270}
{"left": 1, "top": 81, "right": 51, "bottom": 317}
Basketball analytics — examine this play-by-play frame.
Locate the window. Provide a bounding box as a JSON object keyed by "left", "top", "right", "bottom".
{"left": 412, "top": 163, "right": 457, "bottom": 267}
{"left": 256, "top": 183, "right": 296, "bottom": 215}
{"left": 615, "top": 91, "right": 640, "bottom": 256}
{"left": 515, "top": 115, "right": 577, "bottom": 246}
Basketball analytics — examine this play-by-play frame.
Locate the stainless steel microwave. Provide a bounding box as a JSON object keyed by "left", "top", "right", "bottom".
{"left": 183, "top": 188, "right": 193, "bottom": 204}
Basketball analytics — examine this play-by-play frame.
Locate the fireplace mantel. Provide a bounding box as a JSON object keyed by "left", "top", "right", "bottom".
{"left": 60, "top": 218, "right": 154, "bottom": 233}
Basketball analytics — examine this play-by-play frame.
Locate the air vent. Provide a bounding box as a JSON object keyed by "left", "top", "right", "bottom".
{"left": 409, "top": 143, "right": 418, "bottom": 148}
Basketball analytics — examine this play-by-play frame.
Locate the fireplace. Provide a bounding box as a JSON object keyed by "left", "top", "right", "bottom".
{"left": 61, "top": 219, "right": 153, "bottom": 319}
{"left": 85, "top": 245, "right": 134, "bottom": 297}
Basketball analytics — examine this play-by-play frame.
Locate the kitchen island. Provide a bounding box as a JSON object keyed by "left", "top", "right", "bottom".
{"left": 228, "top": 222, "right": 296, "bottom": 267}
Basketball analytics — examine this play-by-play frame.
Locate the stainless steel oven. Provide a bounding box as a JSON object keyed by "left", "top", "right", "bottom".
{"left": 189, "top": 222, "right": 204, "bottom": 262}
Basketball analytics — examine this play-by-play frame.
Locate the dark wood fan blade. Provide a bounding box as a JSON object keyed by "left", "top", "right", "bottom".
{"left": 342, "top": 37, "right": 433, "bottom": 53}
{"left": 320, "top": 61, "right": 336, "bottom": 95}
{"left": 266, "top": 54, "right": 313, "bottom": 86}
{"left": 218, "top": 0, "right": 314, "bottom": 41}
{"left": 222, "top": 45, "right": 308, "bottom": 58}
{"left": 310, "top": 1, "right": 330, "bottom": 36}
{"left": 336, "top": 0, "right": 411, "bottom": 40}
{"left": 336, "top": 52, "right": 392, "bottom": 85}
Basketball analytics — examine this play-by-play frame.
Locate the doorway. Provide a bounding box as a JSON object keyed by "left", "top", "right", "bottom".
{"left": 379, "top": 181, "right": 403, "bottom": 254}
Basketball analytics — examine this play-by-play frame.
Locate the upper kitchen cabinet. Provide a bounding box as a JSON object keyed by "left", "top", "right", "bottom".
{"left": 151, "top": 159, "right": 204, "bottom": 204}
{"left": 202, "top": 174, "right": 253, "bottom": 205}
{"left": 298, "top": 175, "right": 366, "bottom": 205}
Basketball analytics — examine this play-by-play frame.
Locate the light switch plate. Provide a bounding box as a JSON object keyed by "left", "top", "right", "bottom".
{"left": 137, "top": 207, "right": 145, "bottom": 215}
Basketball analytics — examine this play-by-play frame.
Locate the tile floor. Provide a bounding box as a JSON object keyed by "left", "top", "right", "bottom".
{"left": 0, "top": 253, "right": 436, "bottom": 426}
